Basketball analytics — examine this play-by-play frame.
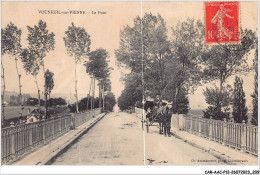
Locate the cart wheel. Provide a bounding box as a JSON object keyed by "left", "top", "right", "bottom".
{"left": 146, "top": 118, "right": 149, "bottom": 133}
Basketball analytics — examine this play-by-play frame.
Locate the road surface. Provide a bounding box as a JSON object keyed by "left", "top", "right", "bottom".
{"left": 52, "top": 112, "right": 227, "bottom": 165}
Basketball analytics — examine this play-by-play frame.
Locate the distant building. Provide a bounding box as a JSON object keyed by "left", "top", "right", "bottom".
{"left": 26, "top": 108, "right": 45, "bottom": 124}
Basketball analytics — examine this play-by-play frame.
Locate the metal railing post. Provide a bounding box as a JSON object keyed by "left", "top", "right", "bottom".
{"left": 198, "top": 117, "right": 202, "bottom": 137}
{"left": 10, "top": 123, "right": 16, "bottom": 159}
{"left": 29, "top": 123, "right": 33, "bottom": 147}
{"left": 52, "top": 117, "right": 55, "bottom": 138}
{"left": 70, "top": 113, "right": 75, "bottom": 129}
{"left": 58, "top": 117, "right": 62, "bottom": 133}
{"left": 241, "top": 120, "right": 246, "bottom": 152}
{"left": 223, "top": 118, "right": 227, "bottom": 145}
{"left": 209, "top": 117, "right": 213, "bottom": 140}
{"left": 176, "top": 114, "right": 180, "bottom": 131}
{"left": 42, "top": 119, "right": 46, "bottom": 144}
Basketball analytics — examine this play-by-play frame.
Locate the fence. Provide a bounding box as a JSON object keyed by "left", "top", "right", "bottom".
{"left": 172, "top": 115, "right": 258, "bottom": 156}
{"left": 1, "top": 108, "right": 102, "bottom": 164}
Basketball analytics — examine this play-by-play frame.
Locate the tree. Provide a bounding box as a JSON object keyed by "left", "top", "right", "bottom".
{"left": 232, "top": 76, "right": 248, "bottom": 123}
{"left": 49, "top": 98, "right": 67, "bottom": 107}
{"left": 64, "top": 23, "right": 91, "bottom": 113}
{"left": 1, "top": 22, "right": 23, "bottom": 117}
{"left": 104, "top": 92, "right": 116, "bottom": 112}
{"left": 202, "top": 29, "right": 256, "bottom": 120}
{"left": 171, "top": 18, "right": 206, "bottom": 113}
{"left": 85, "top": 48, "right": 111, "bottom": 109}
{"left": 251, "top": 44, "right": 258, "bottom": 125}
{"left": 27, "top": 20, "right": 55, "bottom": 116}
{"left": 116, "top": 13, "right": 173, "bottom": 107}
{"left": 1, "top": 28, "right": 7, "bottom": 122}
{"left": 174, "top": 88, "right": 190, "bottom": 114}
{"left": 68, "top": 96, "right": 99, "bottom": 113}
{"left": 45, "top": 69, "right": 54, "bottom": 114}
{"left": 1, "top": 58, "right": 6, "bottom": 122}
{"left": 20, "top": 48, "right": 41, "bottom": 106}
{"left": 203, "top": 85, "right": 233, "bottom": 120}
{"left": 118, "top": 72, "right": 142, "bottom": 110}
{"left": 26, "top": 97, "right": 39, "bottom": 106}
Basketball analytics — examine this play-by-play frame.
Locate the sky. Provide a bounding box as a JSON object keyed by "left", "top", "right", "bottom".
{"left": 1, "top": 1, "right": 258, "bottom": 109}
{"left": 1, "top": 1, "right": 141, "bottom": 102}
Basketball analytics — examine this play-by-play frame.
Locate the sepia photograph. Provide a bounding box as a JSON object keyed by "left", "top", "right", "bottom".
{"left": 1, "top": 0, "right": 259, "bottom": 174}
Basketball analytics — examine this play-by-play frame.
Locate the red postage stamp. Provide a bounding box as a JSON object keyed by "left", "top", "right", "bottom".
{"left": 205, "top": 1, "right": 240, "bottom": 44}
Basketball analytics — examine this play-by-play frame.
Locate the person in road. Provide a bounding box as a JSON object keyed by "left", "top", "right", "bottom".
{"left": 165, "top": 102, "right": 173, "bottom": 137}
{"left": 153, "top": 94, "right": 160, "bottom": 107}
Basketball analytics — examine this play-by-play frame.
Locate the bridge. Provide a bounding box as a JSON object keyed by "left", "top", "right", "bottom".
{"left": 1, "top": 108, "right": 258, "bottom": 165}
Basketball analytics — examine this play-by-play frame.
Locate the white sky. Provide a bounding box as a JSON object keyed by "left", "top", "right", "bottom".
{"left": 1, "top": 1, "right": 258, "bottom": 109}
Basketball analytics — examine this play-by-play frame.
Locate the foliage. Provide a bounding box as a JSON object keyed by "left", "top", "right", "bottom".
{"left": 48, "top": 98, "right": 67, "bottom": 107}
{"left": 203, "top": 85, "right": 233, "bottom": 120}
{"left": 251, "top": 45, "right": 258, "bottom": 125}
{"left": 85, "top": 48, "right": 112, "bottom": 108}
{"left": 115, "top": 15, "right": 142, "bottom": 73}
{"left": 104, "top": 92, "right": 116, "bottom": 111}
{"left": 203, "top": 106, "right": 230, "bottom": 121}
{"left": 20, "top": 48, "right": 40, "bottom": 77}
{"left": 118, "top": 72, "right": 142, "bottom": 110}
{"left": 1, "top": 22, "right": 22, "bottom": 56}
{"left": 9, "top": 95, "right": 21, "bottom": 106}
{"left": 116, "top": 15, "right": 207, "bottom": 113}
{"left": 202, "top": 29, "right": 256, "bottom": 87}
{"left": 44, "top": 69, "right": 54, "bottom": 97}
{"left": 172, "top": 18, "right": 206, "bottom": 91}
{"left": 202, "top": 29, "right": 256, "bottom": 120}
{"left": 9, "top": 95, "right": 31, "bottom": 106}
{"left": 86, "top": 48, "right": 111, "bottom": 91}
{"left": 63, "top": 23, "right": 91, "bottom": 63}
{"left": 115, "top": 13, "right": 171, "bottom": 96}
{"left": 99, "top": 78, "right": 111, "bottom": 92}
{"left": 26, "top": 98, "right": 48, "bottom": 106}
{"left": 173, "top": 88, "right": 190, "bottom": 114}
{"left": 86, "top": 48, "right": 110, "bottom": 79}
{"left": 168, "top": 18, "right": 207, "bottom": 113}
{"left": 232, "top": 76, "right": 248, "bottom": 123}
{"left": 26, "top": 98, "right": 39, "bottom": 106}
{"left": 64, "top": 23, "right": 91, "bottom": 113}
{"left": 27, "top": 20, "right": 55, "bottom": 67}
{"left": 27, "top": 20, "right": 55, "bottom": 113}
{"left": 68, "top": 97, "right": 99, "bottom": 113}
{"left": 2, "top": 22, "right": 23, "bottom": 118}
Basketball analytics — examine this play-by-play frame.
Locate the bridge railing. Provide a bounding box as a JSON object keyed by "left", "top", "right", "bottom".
{"left": 172, "top": 115, "right": 258, "bottom": 156}
{"left": 1, "top": 108, "right": 102, "bottom": 164}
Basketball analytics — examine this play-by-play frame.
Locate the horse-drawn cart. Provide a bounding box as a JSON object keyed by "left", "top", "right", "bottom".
{"left": 144, "top": 97, "right": 172, "bottom": 135}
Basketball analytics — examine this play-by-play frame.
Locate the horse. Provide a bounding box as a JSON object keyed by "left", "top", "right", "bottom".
{"left": 162, "top": 106, "right": 172, "bottom": 137}
{"left": 144, "top": 101, "right": 172, "bottom": 136}
{"left": 156, "top": 105, "right": 172, "bottom": 136}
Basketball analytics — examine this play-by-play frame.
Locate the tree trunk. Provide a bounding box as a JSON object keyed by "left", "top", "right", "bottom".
{"left": 217, "top": 76, "right": 224, "bottom": 119}
{"left": 87, "top": 77, "right": 92, "bottom": 110}
{"left": 75, "top": 61, "right": 79, "bottom": 113}
{"left": 102, "top": 84, "right": 105, "bottom": 110}
{"left": 15, "top": 56, "right": 22, "bottom": 117}
{"left": 48, "top": 93, "right": 51, "bottom": 111}
{"left": 34, "top": 75, "right": 41, "bottom": 107}
{"left": 99, "top": 81, "right": 102, "bottom": 108}
{"left": 1, "top": 60, "right": 6, "bottom": 123}
{"left": 42, "top": 64, "right": 48, "bottom": 118}
{"left": 93, "top": 77, "right": 95, "bottom": 108}
{"left": 174, "top": 86, "right": 179, "bottom": 113}
{"left": 90, "top": 77, "right": 94, "bottom": 116}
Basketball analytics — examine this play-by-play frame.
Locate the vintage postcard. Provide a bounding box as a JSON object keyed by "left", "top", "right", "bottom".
{"left": 1, "top": 1, "right": 259, "bottom": 174}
